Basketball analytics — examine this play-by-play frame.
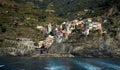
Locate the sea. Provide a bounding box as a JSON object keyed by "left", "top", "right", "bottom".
{"left": 0, "top": 56, "right": 120, "bottom": 70}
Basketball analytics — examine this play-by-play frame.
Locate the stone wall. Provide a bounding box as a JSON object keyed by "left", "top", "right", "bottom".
{"left": 0, "top": 38, "right": 35, "bottom": 56}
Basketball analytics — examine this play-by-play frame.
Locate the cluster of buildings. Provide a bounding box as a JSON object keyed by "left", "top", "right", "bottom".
{"left": 37, "top": 17, "right": 107, "bottom": 50}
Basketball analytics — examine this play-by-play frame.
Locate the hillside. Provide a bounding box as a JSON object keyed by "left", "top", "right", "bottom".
{"left": 0, "top": 0, "right": 120, "bottom": 57}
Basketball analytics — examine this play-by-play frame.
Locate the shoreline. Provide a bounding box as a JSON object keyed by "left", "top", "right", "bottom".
{"left": 32, "top": 53, "right": 75, "bottom": 58}
{"left": 32, "top": 53, "right": 120, "bottom": 58}
{"left": 0, "top": 53, "right": 120, "bottom": 58}
{"left": 0, "top": 47, "right": 120, "bottom": 58}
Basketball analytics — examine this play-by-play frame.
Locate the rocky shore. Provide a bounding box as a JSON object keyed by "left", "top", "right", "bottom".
{"left": 0, "top": 46, "right": 120, "bottom": 58}
{"left": 32, "top": 54, "right": 74, "bottom": 58}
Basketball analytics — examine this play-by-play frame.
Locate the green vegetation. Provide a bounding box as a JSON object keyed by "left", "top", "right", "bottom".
{"left": 0, "top": 0, "right": 119, "bottom": 47}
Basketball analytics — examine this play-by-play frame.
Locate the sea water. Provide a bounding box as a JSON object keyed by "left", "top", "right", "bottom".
{"left": 0, "top": 56, "right": 120, "bottom": 70}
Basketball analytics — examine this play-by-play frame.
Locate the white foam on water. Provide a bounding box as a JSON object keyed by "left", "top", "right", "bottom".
{"left": 68, "top": 59, "right": 101, "bottom": 70}
{"left": 93, "top": 60, "right": 120, "bottom": 70}
{"left": 0, "top": 65, "right": 5, "bottom": 67}
{"left": 44, "top": 59, "right": 69, "bottom": 70}
{"left": 44, "top": 66, "right": 68, "bottom": 70}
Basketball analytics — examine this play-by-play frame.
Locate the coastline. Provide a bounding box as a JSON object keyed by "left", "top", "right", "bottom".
{"left": 0, "top": 47, "right": 120, "bottom": 58}
{"left": 32, "top": 54, "right": 75, "bottom": 58}
{"left": 0, "top": 52, "right": 120, "bottom": 58}
{"left": 31, "top": 54, "right": 120, "bottom": 58}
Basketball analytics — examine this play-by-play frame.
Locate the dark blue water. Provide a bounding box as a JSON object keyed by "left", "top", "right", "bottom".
{"left": 0, "top": 56, "right": 120, "bottom": 70}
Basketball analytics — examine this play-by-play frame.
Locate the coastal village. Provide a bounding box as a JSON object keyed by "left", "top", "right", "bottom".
{"left": 0, "top": 0, "right": 120, "bottom": 57}
{"left": 1, "top": 14, "right": 119, "bottom": 57}
{"left": 36, "top": 17, "right": 107, "bottom": 53}
{"left": 0, "top": 0, "right": 120, "bottom": 70}
{"left": 2, "top": 16, "right": 108, "bottom": 55}
{"left": 0, "top": 13, "right": 120, "bottom": 57}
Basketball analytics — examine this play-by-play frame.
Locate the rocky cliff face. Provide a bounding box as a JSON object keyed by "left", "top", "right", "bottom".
{"left": 48, "top": 33, "right": 120, "bottom": 58}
